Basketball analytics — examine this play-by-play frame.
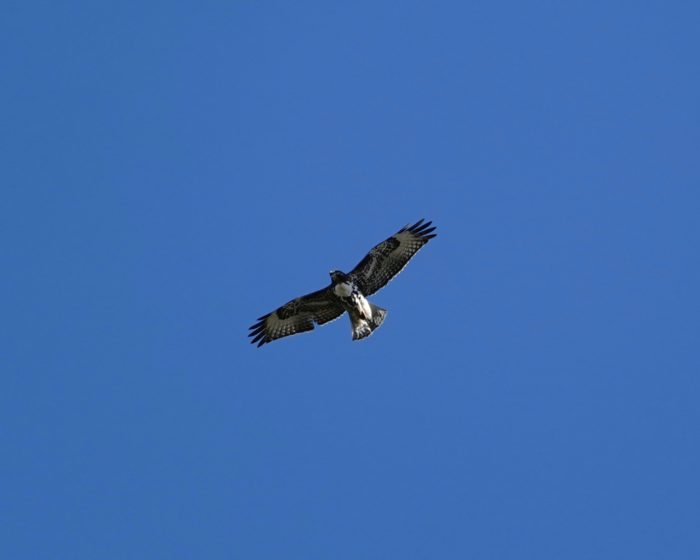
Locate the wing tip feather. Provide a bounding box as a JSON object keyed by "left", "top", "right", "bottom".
{"left": 404, "top": 219, "right": 437, "bottom": 240}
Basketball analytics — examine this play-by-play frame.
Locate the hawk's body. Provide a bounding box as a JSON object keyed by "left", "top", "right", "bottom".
{"left": 331, "top": 273, "right": 387, "bottom": 340}
{"left": 249, "top": 219, "right": 437, "bottom": 347}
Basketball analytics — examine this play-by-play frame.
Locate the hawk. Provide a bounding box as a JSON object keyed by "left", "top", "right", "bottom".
{"left": 248, "top": 219, "right": 437, "bottom": 347}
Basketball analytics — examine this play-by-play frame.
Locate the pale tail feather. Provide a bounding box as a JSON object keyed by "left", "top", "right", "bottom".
{"left": 351, "top": 304, "right": 388, "bottom": 341}
{"left": 369, "top": 303, "right": 387, "bottom": 329}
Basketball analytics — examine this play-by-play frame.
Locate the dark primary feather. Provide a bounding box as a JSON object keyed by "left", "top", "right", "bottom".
{"left": 248, "top": 287, "right": 344, "bottom": 347}
{"left": 349, "top": 219, "right": 437, "bottom": 296}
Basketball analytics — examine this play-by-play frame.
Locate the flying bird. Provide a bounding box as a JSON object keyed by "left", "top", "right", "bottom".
{"left": 248, "top": 219, "right": 437, "bottom": 347}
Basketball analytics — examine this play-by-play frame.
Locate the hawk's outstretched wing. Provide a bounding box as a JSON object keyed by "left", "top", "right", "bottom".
{"left": 248, "top": 287, "right": 344, "bottom": 347}
{"left": 349, "top": 219, "right": 437, "bottom": 296}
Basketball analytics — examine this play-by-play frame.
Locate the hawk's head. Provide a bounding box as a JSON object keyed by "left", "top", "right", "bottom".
{"left": 329, "top": 270, "right": 348, "bottom": 283}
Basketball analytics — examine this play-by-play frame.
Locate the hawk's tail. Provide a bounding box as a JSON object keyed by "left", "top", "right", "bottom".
{"left": 351, "top": 304, "right": 388, "bottom": 341}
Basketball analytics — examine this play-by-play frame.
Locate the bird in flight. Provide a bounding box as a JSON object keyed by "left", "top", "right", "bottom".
{"left": 248, "top": 219, "right": 437, "bottom": 347}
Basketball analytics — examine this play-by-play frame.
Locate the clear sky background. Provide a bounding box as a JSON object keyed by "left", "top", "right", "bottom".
{"left": 3, "top": 1, "right": 699, "bottom": 558}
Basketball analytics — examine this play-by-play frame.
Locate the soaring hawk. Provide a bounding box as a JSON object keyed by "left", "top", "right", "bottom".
{"left": 248, "top": 219, "right": 437, "bottom": 347}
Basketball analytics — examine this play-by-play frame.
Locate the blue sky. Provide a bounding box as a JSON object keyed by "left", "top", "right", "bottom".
{"left": 3, "top": 1, "right": 699, "bottom": 558}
